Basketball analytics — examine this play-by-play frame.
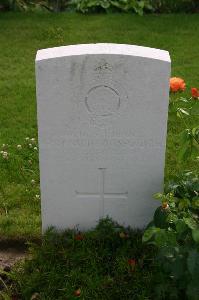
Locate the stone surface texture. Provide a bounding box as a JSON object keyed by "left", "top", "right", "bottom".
{"left": 36, "top": 43, "right": 171, "bottom": 231}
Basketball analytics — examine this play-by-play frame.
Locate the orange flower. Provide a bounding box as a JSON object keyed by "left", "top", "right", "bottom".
{"left": 191, "top": 88, "right": 199, "bottom": 99}
{"left": 75, "top": 233, "right": 84, "bottom": 241}
{"left": 170, "top": 77, "right": 186, "bottom": 92}
{"left": 162, "top": 202, "right": 169, "bottom": 210}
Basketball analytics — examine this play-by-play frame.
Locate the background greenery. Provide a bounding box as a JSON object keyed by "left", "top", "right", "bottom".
{"left": 0, "top": 0, "right": 199, "bottom": 13}
{"left": 0, "top": 12, "right": 198, "bottom": 238}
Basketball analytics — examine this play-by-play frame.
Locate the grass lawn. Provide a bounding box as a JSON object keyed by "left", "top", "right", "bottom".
{"left": 3, "top": 219, "right": 156, "bottom": 300}
{"left": 0, "top": 12, "right": 198, "bottom": 239}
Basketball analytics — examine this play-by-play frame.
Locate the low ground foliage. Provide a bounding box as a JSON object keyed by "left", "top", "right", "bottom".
{"left": 1, "top": 172, "right": 198, "bottom": 299}
{"left": 0, "top": 138, "right": 41, "bottom": 239}
{"left": 2, "top": 219, "right": 155, "bottom": 299}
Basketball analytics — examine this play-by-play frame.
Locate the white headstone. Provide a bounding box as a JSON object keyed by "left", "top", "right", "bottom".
{"left": 36, "top": 43, "right": 171, "bottom": 231}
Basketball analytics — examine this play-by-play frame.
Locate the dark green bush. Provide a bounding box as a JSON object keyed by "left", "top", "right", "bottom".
{"left": 70, "top": 0, "right": 199, "bottom": 14}
{"left": 1, "top": 0, "right": 198, "bottom": 13}
{"left": 0, "top": 0, "right": 71, "bottom": 12}
{"left": 70, "top": 0, "right": 153, "bottom": 15}
{"left": 149, "top": 0, "right": 199, "bottom": 13}
{"left": 143, "top": 171, "right": 199, "bottom": 299}
{"left": 0, "top": 0, "right": 27, "bottom": 11}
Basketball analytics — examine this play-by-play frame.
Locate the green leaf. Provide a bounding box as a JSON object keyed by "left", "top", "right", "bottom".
{"left": 155, "top": 284, "right": 168, "bottom": 299}
{"left": 153, "top": 192, "right": 163, "bottom": 200}
{"left": 187, "top": 249, "right": 199, "bottom": 276}
{"left": 179, "top": 97, "right": 189, "bottom": 103}
{"left": 142, "top": 226, "right": 159, "bottom": 243}
{"left": 178, "top": 108, "right": 190, "bottom": 116}
{"left": 154, "top": 206, "right": 170, "bottom": 229}
{"left": 192, "top": 228, "right": 199, "bottom": 243}
{"left": 176, "top": 219, "right": 187, "bottom": 235}
{"left": 184, "top": 217, "right": 198, "bottom": 230}
{"left": 192, "top": 198, "right": 199, "bottom": 209}
{"left": 192, "top": 127, "right": 199, "bottom": 137}
{"left": 187, "top": 280, "right": 199, "bottom": 300}
{"left": 158, "top": 246, "right": 176, "bottom": 259}
{"left": 191, "top": 145, "right": 199, "bottom": 159}
{"left": 144, "top": 2, "right": 153, "bottom": 11}
{"left": 154, "top": 230, "right": 177, "bottom": 247}
{"left": 190, "top": 103, "right": 199, "bottom": 116}
{"left": 178, "top": 145, "right": 191, "bottom": 161}
{"left": 171, "top": 256, "right": 185, "bottom": 279}
{"left": 179, "top": 129, "right": 192, "bottom": 144}
{"left": 145, "top": 220, "right": 155, "bottom": 229}
{"left": 100, "top": 0, "right": 110, "bottom": 9}
{"left": 154, "top": 229, "right": 167, "bottom": 246}
{"left": 177, "top": 111, "right": 181, "bottom": 118}
{"left": 169, "top": 101, "right": 177, "bottom": 113}
{"left": 178, "top": 198, "right": 190, "bottom": 210}
{"left": 138, "top": 0, "right": 145, "bottom": 9}
{"left": 0, "top": 292, "right": 11, "bottom": 300}
{"left": 167, "top": 213, "right": 178, "bottom": 224}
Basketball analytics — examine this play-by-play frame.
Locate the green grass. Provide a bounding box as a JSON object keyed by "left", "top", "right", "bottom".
{"left": 0, "top": 12, "right": 198, "bottom": 238}
{"left": 3, "top": 219, "right": 155, "bottom": 300}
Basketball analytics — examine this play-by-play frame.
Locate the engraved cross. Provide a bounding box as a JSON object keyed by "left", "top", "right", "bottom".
{"left": 75, "top": 168, "right": 128, "bottom": 218}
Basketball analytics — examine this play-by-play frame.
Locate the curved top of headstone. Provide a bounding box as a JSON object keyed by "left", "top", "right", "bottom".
{"left": 36, "top": 43, "right": 170, "bottom": 63}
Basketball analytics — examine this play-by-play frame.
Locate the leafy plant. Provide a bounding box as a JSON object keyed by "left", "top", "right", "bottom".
{"left": 111, "top": 0, "right": 153, "bottom": 15}
{"left": 1, "top": 0, "right": 198, "bottom": 12}
{"left": 143, "top": 172, "right": 199, "bottom": 299}
{"left": 1, "top": 0, "right": 28, "bottom": 11}
{"left": 0, "top": 0, "right": 71, "bottom": 12}
{"left": 70, "top": 0, "right": 153, "bottom": 15}
{"left": 169, "top": 96, "right": 199, "bottom": 162}
{"left": 149, "top": 0, "right": 199, "bottom": 13}
{"left": 45, "top": 0, "right": 71, "bottom": 12}
{"left": 70, "top": 0, "right": 111, "bottom": 13}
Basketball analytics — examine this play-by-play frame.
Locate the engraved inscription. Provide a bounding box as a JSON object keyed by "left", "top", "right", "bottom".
{"left": 94, "top": 60, "right": 113, "bottom": 73}
{"left": 85, "top": 85, "right": 120, "bottom": 117}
